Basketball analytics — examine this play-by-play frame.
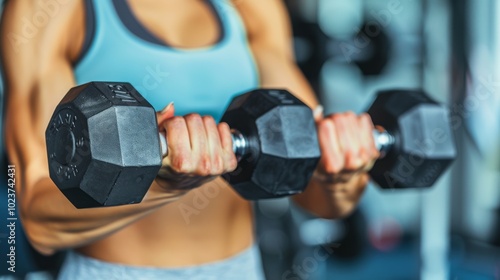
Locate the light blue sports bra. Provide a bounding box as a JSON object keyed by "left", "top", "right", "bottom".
{"left": 74, "top": 0, "right": 259, "bottom": 121}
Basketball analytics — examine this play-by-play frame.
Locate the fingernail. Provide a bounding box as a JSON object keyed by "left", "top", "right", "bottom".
{"left": 313, "top": 105, "right": 324, "bottom": 118}
{"left": 161, "top": 102, "right": 174, "bottom": 114}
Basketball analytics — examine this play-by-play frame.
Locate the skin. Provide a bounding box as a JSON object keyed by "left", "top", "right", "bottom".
{"left": 1, "top": 0, "right": 378, "bottom": 266}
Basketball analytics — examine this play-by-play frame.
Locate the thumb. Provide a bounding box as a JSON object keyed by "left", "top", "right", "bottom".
{"left": 157, "top": 102, "right": 175, "bottom": 125}
{"left": 313, "top": 105, "right": 324, "bottom": 122}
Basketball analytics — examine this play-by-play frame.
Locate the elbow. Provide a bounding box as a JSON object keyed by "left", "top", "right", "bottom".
{"left": 21, "top": 216, "right": 60, "bottom": 256}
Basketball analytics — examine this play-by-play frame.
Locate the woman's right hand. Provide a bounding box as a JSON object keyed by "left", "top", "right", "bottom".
{"left": 155, "top": 103, "right": 238, "bottom": 192}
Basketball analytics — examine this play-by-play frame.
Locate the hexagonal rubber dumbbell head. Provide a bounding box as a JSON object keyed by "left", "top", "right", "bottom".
{"left": 367, "top": 90, "right": 456, "bottom": 188}
{"left": 221, "top": 89, "right": 321, "bottom": 199}
{"left": 45, "top": 82, "right": 162, "bottom": 208}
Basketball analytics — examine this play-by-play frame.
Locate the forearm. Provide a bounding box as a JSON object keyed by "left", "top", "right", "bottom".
{"left": 21, "top": 177, "right": 184, "bottom": 255}
{"left": 293, "top": 172, "right": 369, "bottom": 219}
{"left": 255, "top": 52, "right": 366, "bottom": 219}
{"left": 254, "top": 49, "right": 370, "bottom": 220}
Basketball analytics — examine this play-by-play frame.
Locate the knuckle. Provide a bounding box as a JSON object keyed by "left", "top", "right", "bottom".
{"left": 185, "top": 113, "right": 202, "bottom": 122}
{"left": 331, "top": 114, "right": 343, "bottom": 122}
{"left": 360, "top": 114, "right": 374, "bottom": 127}
{"left": 222, "top": 152, "right": 237, "bottom": 172}
{"left": 198, "top": 155, "right": 211, "bottom": 175}
{"left": 228, "top": 156, "right": 238, "bottom": 171}
{"left": 323, "top": 161, "right": 341, "bottom": 175}
{"left": 218, "top": 122, "right": 232, "bottom": 136}
{"left": 359, "top": 113, "right": 370, "bottom": 121}
{"left": 324, "top": 165, "right": 340, "bottom": 175}
{"left": 345, "top": 111, "right": 356, "bottom": 118}
{"left": 167, "top": 116, "right": 185, "bottom": 127}
{"left": 365, "top": 113, "right": 374, "bottom": 123}
{"left": 165, "top": 118, "right": 185, "bottom": 134}
{"left": 332, "top": 113, "right": 348, "bottom": 125}
{"left": 212, "top": 155, "right": 223, "bottom": 174}
{"left": 344, "top": 152, "right": 361, "bottom": 170}
{"left": 202, "top": 115, "right": 216, "bottom": 125}
{"left": 319, "top": 118, "right": 332, "bottom": 129}
{"left": 218, "top": 122, "right": 230, "bottom": 130}
{"left": 359, "top": 147, "right": 370, "bottom": 160}
{"left": 171, "top": 156, "right": 191, "bottom": 173}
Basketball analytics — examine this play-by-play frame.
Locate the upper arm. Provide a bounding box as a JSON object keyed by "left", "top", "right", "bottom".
{"left": 235, "top": 0, "right": 319, "bottom": 108}
{"left": 234, "top": 0, "right": 294, "bottom": 60}
{"left": 1, "top": 0, "right": 81, "bottom": 209}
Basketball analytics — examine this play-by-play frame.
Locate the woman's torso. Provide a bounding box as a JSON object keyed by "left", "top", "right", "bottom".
{"left": 71, "top": 0, "right": 258, "bottom": 266}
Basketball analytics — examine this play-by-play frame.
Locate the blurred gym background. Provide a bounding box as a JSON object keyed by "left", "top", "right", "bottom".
{"left": 1, "top": 0, "right": 499, "bottom": 279}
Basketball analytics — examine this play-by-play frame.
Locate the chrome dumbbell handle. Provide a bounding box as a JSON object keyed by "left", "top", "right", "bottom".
{"left": 373, "top": 128, "right": 395, "bottom": 158}
{"left": 157, "top": 129, "right": 249, "bottom": 160}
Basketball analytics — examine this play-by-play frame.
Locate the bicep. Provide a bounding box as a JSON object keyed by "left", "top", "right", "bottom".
{"left": 235, "top": 0, "right": 319, "bottom": 108}
{"left": 235, "top": 0, "right": 293, "bottom": 59}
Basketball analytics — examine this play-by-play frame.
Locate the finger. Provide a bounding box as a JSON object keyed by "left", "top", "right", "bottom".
{"left": 317, "top": 119, "right": 344, "bottom": 174}
{"left": 202, "top": 116, "right": 224, "bottom": 174}
{"left": 218, "top": 122, "right": 233, "bottom": 153}
{"left": 185, "top": 114, "right": 210, "bottom": 174}
{"left": 358, "top": 114, "right": 375, "bottom": 157}
{"left": 156, "top": 102, "right": 175, "bottom": 126}
{"left": 162, "top": 116, "right": 191, "bottom": 173}
{"left": 184, "top": 114, "right": 206, "bottom": 151}
{"left": 218, "top": 122, "right": 237, "bottom": 172}
{"left": 334, "top": 112, "right": 362, "bottom": 170}
{"left": 354, "top": 114, "right": 371, "bottom": 165}
{"left": 359, "top": 113, "right": 378, "bottom": 158}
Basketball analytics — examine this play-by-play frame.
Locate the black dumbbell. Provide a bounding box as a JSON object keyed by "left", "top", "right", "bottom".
{"left": 46, "top": 83, "right": 456, "bottom": 209}
{"left": 223, "top": 88, "right": 456, "bottom": 190}
{"left": 367, "top": 89, "right": 456, "bottom": 188}
{"left": 45, "top": 82, "right": 321, "bottom": 208}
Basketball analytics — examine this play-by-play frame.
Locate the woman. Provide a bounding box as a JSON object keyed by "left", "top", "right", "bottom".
{"left": 1, "top": 0, "right": 378, "bottom": 279}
